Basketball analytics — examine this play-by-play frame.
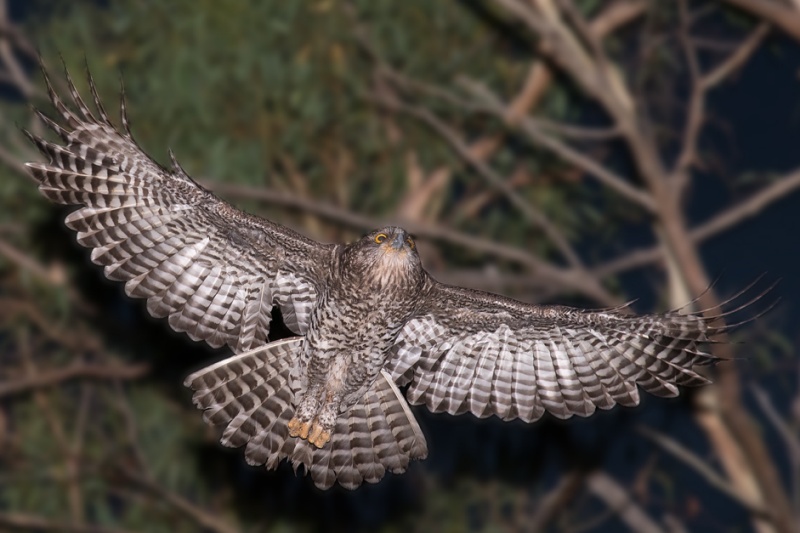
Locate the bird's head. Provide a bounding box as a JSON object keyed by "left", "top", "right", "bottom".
{"left": 342, "top": 226, "right": 423, "bottom": 289}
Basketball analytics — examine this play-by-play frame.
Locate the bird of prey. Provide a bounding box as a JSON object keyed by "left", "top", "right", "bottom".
{"left": 24, "top": 63, "right": 731, "bottom": 490}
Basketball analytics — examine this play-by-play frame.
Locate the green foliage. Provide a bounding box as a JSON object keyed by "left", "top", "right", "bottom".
{"left": 0, "top": 329, "right": 226, "bottom": 531}
{"left": 14, "top": 0, "right": 597, "bottom": 250}
{"left": 24, "top": 1, "right": 521, "bottom": 231}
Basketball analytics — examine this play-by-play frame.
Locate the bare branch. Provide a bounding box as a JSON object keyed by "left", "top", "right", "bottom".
{"left": 528, "top": 469, "right": 587, "bottom": 531}
{"left": 0, "top": 236, "right": 97, "bottom": 315}
{"left": 111, "top": 381, "right": 152, "bottom": 474}
{"left": 209, "top": 181, "right": 619, "bottom": 305}
{"left": 672, "top": 0, "right": 704, "bottom": 182}
{"left": 525, "top": 116, "right": 621, "bottom": 140}
{"left": 495, "top": 0, "right": 598, "bottom": 95}
{"left": 724, "top": 0, "right": 800, "bottom": 42}
{"left": 0, "top": 362, "right": 149, "bottom": 399}
{"left": 593, "top": 242, "right": 664, "bottom": 278}
{"left": 586, "top": 471, "right": 665, "bottom": 533}
{"left": 120, "top": 466, "right": 239, "bottom": 533}
{"left": 378, "top": 67, "right": 481, "bottom": 112}
{"left": 595, "top": 166, "right": 800, "bottom": 276}
{"left": 370, "top": 91, "right": 587, "bottom": 269}
{"left": 753, "top": 382, "right": 800, "bottom": 458}
{"left": 350, "top": 0, "right": 648, "bottom": 273}
{"left": 702, "top": 23, "right": 770, "bottom": 90}
{"left": 672, "top": 17, "right": 769, "bottom": 180}
{"left": 0, "top": 142, "right": 34, "bottom": 177}
{"left": 0, "top": 237, "right": 67, "bottom": 287}
{"left": 0, "top": 5, "right": 38, "bottom": 60}
{"left": 0, "top": 1, "right": 33, "bottom": 99}
{"left": 638, "top": 426, "right": 772, "bottom": 518}
{"left": 691, "top": 169, "right": 800, "bottom": 242}
{"left": 17, "top": 330, "right": 85, "bottom": 525}
{"left": 750, "top": 384, "right": 800, "bottom": 514}
{"left": 588, "top": 0, "right": 648, "bottom": 38}
{"left": 557, "top": 0, "right": 610, "bottom": 65}
{"left": 419, "top": 0, "right": 645, "bottom": 135}
{"left": 457, "top": 77, "right": 657, "bottom": 212}
{"left": 504, "top": 61, "right": 553, "bottom": 124}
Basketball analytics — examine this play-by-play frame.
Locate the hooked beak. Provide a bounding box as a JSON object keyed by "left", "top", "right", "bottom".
{"left": 390, "top": 232, "right": 406, "bottom": 250}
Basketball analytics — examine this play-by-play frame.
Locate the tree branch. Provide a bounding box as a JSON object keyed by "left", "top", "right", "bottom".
{"left": 750, "top": 384, "right": 800, "bottom": 516}
{"left": 527, "top": 469, "right": 587, "bottom": 531}
{"left": 370, "top": 91, "right": 587, "bottom": 269}
{"left": 208, "top": 181, "right": 620, "bottom": 305}
{"left": 586, "top": 471, "right": 665, "bottom": 533}
{"left": 456, "top": 77, "right": 657, "bottom": 212}
{"left": 0, "top": 362, "right": 149, "bottom": 399}
{"left": 672, "top": 0, "right": 704, "bottom": 183}
{"left": 638, "top": 425, "right": 772, "bottom": 519}
{"left": 589, "top": 0, "right": 647, "bottom": 38}
{"left": 595, "top": 166, "right": 800, "bottom": 276}
{"left": 0, "top": 237, "right": 67, "bottom": 287}
{"left": 525, "top": 117, "right": 621, "bottom": 140}
{"left": 673, "top": 16, "right": 769, "bottom": 180}
{"left": 690, "top": 169, "right": 800, "bottom": 242}
{"left": 702, "top": 22, "right": 770, "bottom": 90}
{"left": 724, "top": 0, "right": 800, "bottom": 42}
{"left": 119, "top": 466, "right": 239, "bottom": 533}
{"left": 0, "top": 0, "right": 33, "bottom": 99}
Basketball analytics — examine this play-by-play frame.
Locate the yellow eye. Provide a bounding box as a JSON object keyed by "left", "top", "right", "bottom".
{"left": 406, "top": 237, "right": 415, "bottom": 249}
{"left": 374, "top": 233, "right": 387, "bottom": 244}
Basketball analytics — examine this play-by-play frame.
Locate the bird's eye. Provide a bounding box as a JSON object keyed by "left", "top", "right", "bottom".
{"left": 374, "top": 233, "right": 387, "bottom": 244}
{"left": 406, "top": 237, "right": 415, "bottom": 249}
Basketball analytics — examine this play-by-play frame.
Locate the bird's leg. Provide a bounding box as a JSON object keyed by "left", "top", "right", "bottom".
{"left": 288, "top": 390, "right": 336, "bottom": 448}
{"left": 289, "top": 393, "right": 319, "bottom": 441}
{"left": 306, "top": 398, "right": 337, "bottom": 448}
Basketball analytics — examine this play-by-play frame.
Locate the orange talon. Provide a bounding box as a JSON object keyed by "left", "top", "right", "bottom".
{"left": 288, "top": 417, "right": 311, "bottom": 439}
{"left": 308, "top": 423, "right": 331, "bottom": 448}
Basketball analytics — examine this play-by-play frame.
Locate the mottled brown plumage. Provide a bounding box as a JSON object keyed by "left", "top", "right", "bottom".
{"left": 24, "top": 63, "right": 734, "bottom": 490}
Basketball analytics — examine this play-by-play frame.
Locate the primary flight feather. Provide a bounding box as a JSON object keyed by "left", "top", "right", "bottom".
{"left": 24, "top": 62, "right": 730, "bottom": 490}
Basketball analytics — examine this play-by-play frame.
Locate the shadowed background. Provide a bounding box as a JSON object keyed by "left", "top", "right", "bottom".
{"left": 0, "top": 1, "right": 798, "bottom": 532}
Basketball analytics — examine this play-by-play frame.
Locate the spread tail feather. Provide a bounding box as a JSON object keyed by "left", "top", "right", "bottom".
{"left": 184, "top": 340, "right": 427, "bottom": 490}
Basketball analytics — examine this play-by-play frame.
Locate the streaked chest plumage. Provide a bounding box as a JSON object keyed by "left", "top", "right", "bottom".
{"left": 298, "top": 243, "right": 425, "bottom": 405}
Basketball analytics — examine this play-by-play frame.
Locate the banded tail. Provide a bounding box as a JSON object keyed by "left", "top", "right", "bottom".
{"left": 184, "top": 338, "right": 427, "bottom": 490}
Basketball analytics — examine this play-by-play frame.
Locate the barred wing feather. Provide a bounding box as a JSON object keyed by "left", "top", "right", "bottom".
{"left": 24, "top": 64, "right": 330, "bottom": 352}
{"left": 387, "top": 283, "right": 717, "bottom": 422}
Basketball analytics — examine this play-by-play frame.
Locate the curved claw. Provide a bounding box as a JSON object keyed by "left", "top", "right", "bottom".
{"left": 308, "top": 423, "right": 331, "bottom": 448}
{"left": 288, "top": 417, "right": 311, "bottom": 439}
{"left": 288, "top": 416, "right": 331, "bottom": 448}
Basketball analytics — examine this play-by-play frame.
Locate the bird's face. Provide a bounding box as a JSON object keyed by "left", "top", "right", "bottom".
{"left": 369, "top": 227, "right": 417, "bottom": 257}
{"left": 344, "top": 226, "right": 423, "bottom": 289}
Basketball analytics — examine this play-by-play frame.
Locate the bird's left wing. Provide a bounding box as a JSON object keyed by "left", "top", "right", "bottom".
{"left": 385, "top": 282, "right": 719, "bottom": 422}
{"left": 24, "top": 63, "right": 332, "bottom": 352}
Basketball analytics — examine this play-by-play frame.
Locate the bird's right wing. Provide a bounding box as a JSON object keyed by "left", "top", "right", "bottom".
{"left": 25, "top": 62, "right": 332, "bottom": 352}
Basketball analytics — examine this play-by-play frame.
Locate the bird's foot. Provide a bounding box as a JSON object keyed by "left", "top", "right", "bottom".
{"left": 308, "top": 422, "right": 331, "bottom": 448}
{"left": 288, "top": 416, "right": 331, "bottom": 448}
{"left": 288, "top": 417, "right": 311, "bottom": 439}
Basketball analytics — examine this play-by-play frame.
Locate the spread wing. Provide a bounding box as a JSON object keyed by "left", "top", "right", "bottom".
{"left": 386, "top": 281, "right": 721, "bottom": 422}
{"left": 24, "top": 63, "right": 332, "bottom": 352}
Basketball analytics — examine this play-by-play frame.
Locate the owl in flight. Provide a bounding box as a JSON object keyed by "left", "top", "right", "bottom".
{"left": 25, "top": 64, "right": 728, "bottom": 490}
